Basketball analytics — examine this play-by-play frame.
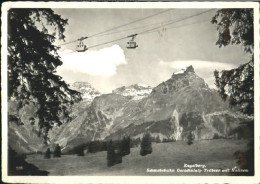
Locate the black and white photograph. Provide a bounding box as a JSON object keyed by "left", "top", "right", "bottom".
{"left": 1, "top": 2, "right": 259, "bottom": 183}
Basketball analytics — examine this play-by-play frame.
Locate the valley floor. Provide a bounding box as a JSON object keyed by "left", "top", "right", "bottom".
{"left": 26, "top": 139, "right": 249, "bottom": 176}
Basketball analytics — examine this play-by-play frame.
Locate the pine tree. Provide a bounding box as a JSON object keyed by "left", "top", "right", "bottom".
{"left": 44, "top": 148, "right": 51, "bottom": 159}
{"left": 121, "top": 136, "right": 131, "bottom": 156}
{"left": 126, "top": 136, "right": 131, "bottom": 155}
{"left": 114, "top": 146, "right": 122, "bottom": 164}
{"left": 107, "top": 140, "right": 115, "bottom": 167}
{"left": 120, "top": 136, "right": 126, "bottom": 156}
{"left": 212, "top": 9, "right": 254, "bottom": 116}
{"left": 187, "top": 131, "right": 194, "bottom": 145}
{"left": 140, "top": 133, "right": 152, "bottom": 156}
{"left": 211, "top": 9, "right": 253, "bottom": 54}
{"left": 7, "top": 9, "right": 82, "bottom": 144}
{"left": 212, "top": 9, "right": 254, "bottom": 175}
{"left": 53, "top": 144, "right": 61, "bottom": 157}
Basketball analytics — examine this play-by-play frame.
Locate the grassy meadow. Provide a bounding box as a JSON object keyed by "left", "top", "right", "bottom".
{"left": 26, "top": 139, "right": 248, "bottom": 176}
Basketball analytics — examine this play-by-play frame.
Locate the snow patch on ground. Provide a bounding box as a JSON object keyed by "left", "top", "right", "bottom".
{"left": 174, "top": 69, "right": 185, "bottom": 74}
{"left": 15, "top": 130, "right": 28, "bottom": 143}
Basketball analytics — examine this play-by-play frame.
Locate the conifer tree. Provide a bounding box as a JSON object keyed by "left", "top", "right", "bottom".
{"left": 212, "top": 9, "right": 253, "bottom": 115}
{"left": 187, "top": 131, "right": 194, "bottom": 145}
{"left": 212, "top": 8, "right": 254, "bottom": 175}
{"left": 140, "top": 133, "right": 152, "bottom": 156}
{"left": 126, "top": 136, "right": 131, "bottom": 155}
{"left": 44, "top": 148, "right": 51, "bottom": 159}
{"left": 120, "top": 136, "right": 127, "bottom": 156}
{"left": 107, "top": 140, "right": 115, "bottom": 167}
{"left": 121, "top": 136, "right": 131, "bottom": 156}
{"left": 8, "top": 9, "right": 82, "bottom": 144}
{"left": 114, "top": 146, "right": 122, "bottom": 164}
{"left": 53, "top": 144, "right": 61, "bottom": 157}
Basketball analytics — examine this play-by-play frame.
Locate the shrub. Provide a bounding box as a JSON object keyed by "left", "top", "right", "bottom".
{"left": 213, "top": 133, "right": 220, "bottom": 139}
{"left": 156, "top": 136, "right": 161, "bottom": 143}
{"left": 162, "top": 137, "right": 175, "bottom": 143}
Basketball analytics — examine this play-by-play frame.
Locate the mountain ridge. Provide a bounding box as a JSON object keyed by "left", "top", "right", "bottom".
{"left": 50, "top": 65, "right": 250, "bottom": 152}
{"left": 8, "top": 66, "right": 251, "bottom": 153}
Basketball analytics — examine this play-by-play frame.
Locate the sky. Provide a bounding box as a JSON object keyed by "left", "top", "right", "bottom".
{"left": 53, "top": 8, "right": 250, "bottom": 93}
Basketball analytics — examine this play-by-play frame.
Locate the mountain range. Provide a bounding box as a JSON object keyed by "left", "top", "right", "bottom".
{"left": 8, "top": 66, "right": 250, "bottom": 153}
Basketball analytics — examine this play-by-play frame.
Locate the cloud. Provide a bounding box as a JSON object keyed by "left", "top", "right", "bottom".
{"left": 58, "top": 45, "right": 127, "bottom": 77}
{"left": 159, "top": 60, "right": 236, "bottom": 70}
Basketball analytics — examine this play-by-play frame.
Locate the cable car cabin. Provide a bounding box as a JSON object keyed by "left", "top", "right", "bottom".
{"left": 76, "top": 40, "right": 87, "bottom": 52}
{"left": 126, "top": 41, "right": 138, "bottom": 49}
{"left": 126, "top": 34, "right": 138, "bottom": 49}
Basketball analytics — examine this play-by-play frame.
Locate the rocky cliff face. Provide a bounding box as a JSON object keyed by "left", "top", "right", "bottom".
{"left": 152, "top": 65, "right": 208, "bottom": 94}
{"left": 109, "top": 66, "right": 248, "bottom": 141}
{"left": 49, "top": 93, "right": 131, "bottom": 152}
{"left": 51, "top": 66, "right": 250, "bottom": 152}
{"left": 8, "top": 102, "right": 45, "bottom": 153}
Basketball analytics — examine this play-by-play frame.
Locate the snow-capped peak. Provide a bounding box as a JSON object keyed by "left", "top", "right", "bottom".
{"left": 69, "top": 82, "right": 101, "bottom": 103}
{"left": 113, "top": 83, "right": 152, "bottom": 100}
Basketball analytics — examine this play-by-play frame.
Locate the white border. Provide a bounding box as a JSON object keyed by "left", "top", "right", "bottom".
{"left": 1, "top": 2, "right": 259, "bottom": 184}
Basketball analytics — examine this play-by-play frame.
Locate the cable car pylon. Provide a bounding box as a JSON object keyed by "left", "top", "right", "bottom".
{"left": 76, "top": 36, "right": 88, "bottom": 52}
{"left": 126, "top": 34, "right": 138, "bottom": 49}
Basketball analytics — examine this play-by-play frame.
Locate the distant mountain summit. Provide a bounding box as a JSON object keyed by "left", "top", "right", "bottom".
{"left": 172, "top": 65, "right": 195, "bottom": 75}
{"left": 112, "top": 83, "right": 152, "bottom": 100}
{"left": 152, "top": 65, "right": 208, "bottom": 94}
{"left": 69, "top": 82, "right": 101, "bottom": 103}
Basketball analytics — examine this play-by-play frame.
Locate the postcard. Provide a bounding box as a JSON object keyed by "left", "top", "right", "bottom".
{"left": 1, "top": 1, "right": 259, "bottom": 183}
